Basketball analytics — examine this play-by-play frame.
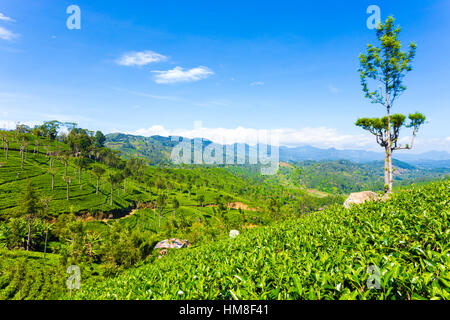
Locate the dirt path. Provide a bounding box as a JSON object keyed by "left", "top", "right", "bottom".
{"left": 206, "top": 202, "right": 259, "bottom": 211}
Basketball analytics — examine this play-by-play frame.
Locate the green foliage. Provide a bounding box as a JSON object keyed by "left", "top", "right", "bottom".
{"left": 94, "top": 131, "right": 106, "bottom": 149}
{"left": 73, "top": 179, "right": 450, "bottom": 300}
{"left": 359, "top": 16, "right": 416, "bottom": 106}
{"left": 0, "top": 250, "right": 66, "bottom": 300}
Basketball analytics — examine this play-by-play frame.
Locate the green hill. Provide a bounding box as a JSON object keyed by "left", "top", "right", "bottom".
{"left": 73, "top": 179, "right": 449, "bottom": 300}
{"left": 105, "top": 133, "right": 177, "bottom": 165}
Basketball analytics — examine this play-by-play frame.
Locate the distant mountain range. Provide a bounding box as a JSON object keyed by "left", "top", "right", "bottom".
{"left": 105, "top": 133, "right": 450, "bottom": 169}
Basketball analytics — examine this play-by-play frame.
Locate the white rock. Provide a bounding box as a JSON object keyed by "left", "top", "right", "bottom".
{"left": 229, "top": 230, "right": 239, "bottom": 238}
{"left": 343, "top": 191, "right": 379, "bottom": 208}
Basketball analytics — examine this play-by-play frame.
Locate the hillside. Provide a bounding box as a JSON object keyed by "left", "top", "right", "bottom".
{"left": 277, "top": 159, "right": 449, "bottom": 194}
{"left": 73, "top": 179, "right": 450, "bottom": 300}
{"left": 105, "top": 133, "right": 450, "bottom": 168}
{"left": 1, "top": 125, "right": 448, "bottom": 301}
{"left": 105, "top": 133, "right": 177, "bottom": 165}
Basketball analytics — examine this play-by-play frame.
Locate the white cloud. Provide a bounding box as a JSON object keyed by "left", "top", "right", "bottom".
{"left": 328, "top": 85, "right": 339, "bottom": 94}
{"left": 0, "top": 26, "right": 18, "bottom": 40}
{"left": 116, "top": 50, "right": 167, "bottom": 66}
{"left": 250, "top": 81, "right": 264, "bottom": 86}
{"left": 152, "top": 66, "right": 214, "bottom": 84}
{"left": 130, "top": 125, "right": 450, "bottom": 153}
{"left": 0, "top": 13, "right": 15, "bottom": 22}
{"left": 0, "top": 120, "right": 37, "bottom": 130}
{"left": 131, "top": 125, "right": 376, "bottom": 150}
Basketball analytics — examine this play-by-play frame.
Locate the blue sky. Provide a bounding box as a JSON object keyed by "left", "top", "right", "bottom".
{"left": 0, "top": 0, "right": 449, "bottom": 152}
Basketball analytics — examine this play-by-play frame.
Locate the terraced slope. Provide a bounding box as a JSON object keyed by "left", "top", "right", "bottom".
{"left": 73, "top": 179, "right": 449, "bottom": 300}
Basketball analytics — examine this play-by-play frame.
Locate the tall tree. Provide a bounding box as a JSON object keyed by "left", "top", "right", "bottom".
{"left": 41, "top": 120, "right": 61, "bottom": 140}
{"left": 357, "top": 16, "right": 425, "bottom": 193}
{"left": 172, "top": 198, "right": 180, "bottom": 219}
{"left": 94, "top": 130, "right": 106, "bottom": 148}
{"left": 19, "top": 180, "right": 41, "bottom": 251}
{"left": 156, "top": 193, "right": 167, "bottom": 228}
{"left": 74, "top": 157, "right": 89, "bottom": 189}
{"left": 40, "top": 196, "right": 52, "bottom": 258}
{"left": 107, "top": 173, "right": 118, "bottom": 206}
{"left": 63, "top": 176, "right": 72, "bottom": 200}
{"left": 92, "top": 164, "right": 106, "bottom": 195}
{"left": 58, "top": 150, "right": 71, "bottom": 176}
{"left": 197, "top": 194, "right": 205, "bottom": 215}
{"left": 122, "top": 167, "right": 132, "bottom": 193}
{"left": 2, "top": 135, "right": 9, "bottom": 160}
{"left": 48, "top": 168, "right": 57, "bottom": 191}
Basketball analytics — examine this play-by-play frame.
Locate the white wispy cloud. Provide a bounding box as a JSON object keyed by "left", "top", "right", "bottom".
{"left": 152, "top": 66, "right": 214, "bottom": 84}
{"left": 0, "top": 26, "right": 18, "bottom": 40}
{"left": 112, "top": 87, "right": 180, "bottom": 101}
{"left": 116, "top": 50, "right": 167, "bottom": 66}
{"left": 328, "top": 85, "right": 339, "bottom": 94}
{"left": 250, "top": 81, "right": 264, "bottom": 86}
{"left": 0, "top": 13, "right": 15, "bottom": 22}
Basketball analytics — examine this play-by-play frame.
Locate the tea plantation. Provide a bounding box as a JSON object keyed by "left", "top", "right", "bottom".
{"left": 72, "top": 179, "right": 449, "bottom": 300}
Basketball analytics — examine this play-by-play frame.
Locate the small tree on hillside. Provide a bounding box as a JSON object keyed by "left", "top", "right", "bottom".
{"left": 197, "top": 194, "right": 205, "bottom": 214}
{"left": 172, "top": 198, "right": 180, "bottom": 219}
{"left": 74, "top": 157, "right": 89, "bottom": 190}
{"left": 58, "top": 150, "right": 71, "bottom": 176}
{"left": 63, "top": 175, "right": 72, "bottom": 200}
{"left": 357, "top": 16, "right": 426, "bottom": 193}
{"left": 48, "top": 168, "right": 57, "bottom": 191}
{"left": 19, "top": 180, "right": 41, "bottom": 251}
{"left": 92, "top": 164, "right": 106, "bottom": 195}
{"left": 2, "top": 135, "right": 9, "bottom": 160}
{"left": 156, "top": 193, "right": 168, "bottom": 228}
{"left": 40, "top": 195, "right": 52, "bottom": 257}
{"left": 107, "top": 173, "right": 118, "bottom": 206}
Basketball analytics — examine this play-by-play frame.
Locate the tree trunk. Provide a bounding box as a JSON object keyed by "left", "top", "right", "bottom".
{"left": 110, "top": 185, "right": 113, "bottom": 205}
{"left": 51, "top": 175, "right": 54, "bottom": 191}
{"left": 65, "top": 162, "right": 68, "bottom": 176}
{"left": 67, "top": 182, "right": 70, "bottom": 200}
{"left": 44, "top": 222, "right": 48, "bottom": 258}
{"left": 385, "top": 93, "right": 393, "bottom": 194}
{"left": 96, "top": 178, "right": 99, "bottom": 194}
{"left": 26, "top": 216, "right": 32, "bottom": 251}
{"left": 21, "top": 148, "right": 24, "bottom": 169}
{"left": 173, "top": 208, "right": 176, "bottom": 219}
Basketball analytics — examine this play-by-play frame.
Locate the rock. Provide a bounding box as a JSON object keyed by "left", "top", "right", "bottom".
{"left": 229, "top": 230, "right": 239, "bottom": 238}
{"left": 343, "top": 191, "right": 379, "bottom": 209}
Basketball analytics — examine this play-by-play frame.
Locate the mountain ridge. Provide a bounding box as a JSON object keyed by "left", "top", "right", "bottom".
{"left": 105, "top": 133, "right": 450, "bottom": 168}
